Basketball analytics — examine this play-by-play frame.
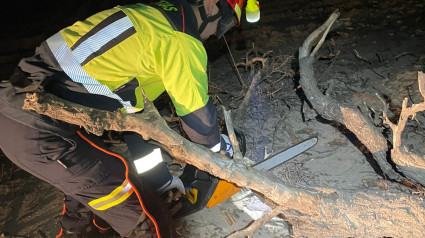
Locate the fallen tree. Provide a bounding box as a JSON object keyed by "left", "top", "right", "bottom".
{"left": 22, "top": 94, "right": 425, "bottom": 236}
{"left": 298, "top": 8, "right": 425, "bottom": 186}
{"left": 298, "top": 10, "right": 403, "bottom": 182}
{"left": 21, "top": 9, "right": 425, "bottom": 238}
{"left": 298, "top": 10, "right": 425, "bottom": 192}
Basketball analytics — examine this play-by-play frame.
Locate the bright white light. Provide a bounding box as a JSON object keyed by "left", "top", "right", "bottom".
{"left": 246, "top": 9, "right": 260, "bottom": 23}
{"left": 246, "top": 0, "right": 260, "bottom": 23}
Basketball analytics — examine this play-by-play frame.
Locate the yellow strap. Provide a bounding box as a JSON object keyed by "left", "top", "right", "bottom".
{"left": 185, "top": 188, "right": 198, "bottom": 204}
{"left": 89, "top": 180, "right": 134, "bottom": 210}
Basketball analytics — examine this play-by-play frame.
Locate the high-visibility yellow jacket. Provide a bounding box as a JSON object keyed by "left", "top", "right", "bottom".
{"left": 48, "top": 2, "right": 206, "bottom": 115}
{"left": 5, "top": 1, "right": 222, "bottom": 237}
{"left": 43, "top": 0, "right": 220, "bottom": 148}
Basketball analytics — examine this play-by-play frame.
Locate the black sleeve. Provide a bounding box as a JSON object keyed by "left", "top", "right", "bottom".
{"left": 179, "top": 97, "right": 221, "bottom": 149}
{"left": 123, "top": 133, "right": 171, "bottom": 190}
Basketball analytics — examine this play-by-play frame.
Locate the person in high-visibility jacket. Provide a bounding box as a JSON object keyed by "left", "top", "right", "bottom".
{"left": 0, "top": 0, "right": 246, "bottom": 237}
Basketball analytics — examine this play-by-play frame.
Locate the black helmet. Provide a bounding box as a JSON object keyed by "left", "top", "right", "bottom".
{"left": 188, "top": 0, "right": 244, "bottom": 38}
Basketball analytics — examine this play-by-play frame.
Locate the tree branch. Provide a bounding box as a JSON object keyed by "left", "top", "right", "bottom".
{"left": 382, "top": 71, "right": 425, "bottom": 170}
{"left": 298, "top": 9, "right": 403, "bottom": 181}
{"left": 235, "top": 71, "right": 262, "bottom": 120}
{"left": 222, "top": 107, "right": 244, "bottom": 163}
{"left": 22, "top": 92, "right": 318, "bottom": 215}
{"left": 226, "top": 208, "right": 284, "bottom": 238}
{"left": 22, "top": 90, "right": 425, "bottom": 237}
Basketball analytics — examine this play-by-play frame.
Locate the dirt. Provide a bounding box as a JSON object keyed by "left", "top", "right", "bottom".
{"left": 1, "top": 0, "right": 425, "bottom": 237}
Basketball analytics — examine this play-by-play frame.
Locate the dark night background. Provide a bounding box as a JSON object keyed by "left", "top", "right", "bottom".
{"left": 1, "top": 0, "right": 425, "bottom": 237}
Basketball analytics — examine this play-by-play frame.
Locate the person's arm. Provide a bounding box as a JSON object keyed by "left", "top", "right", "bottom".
{"left": 123, "top": 133, "right": 185, "bottom": 193}
{"left": 159, "top": 33, "right": 222, "bottom": 149}
{"left": 179, "top": 98, "right": 221, "bottom": 149}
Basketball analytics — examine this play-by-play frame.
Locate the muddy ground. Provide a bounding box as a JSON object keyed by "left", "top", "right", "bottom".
{"left": 1, "top": 0, "right": 425, "bottom": 237}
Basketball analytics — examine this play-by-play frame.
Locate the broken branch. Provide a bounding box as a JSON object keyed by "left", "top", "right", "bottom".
{"left": 381, "top": 71, "right": 425, "bottom": 170}
{"left": 22, "top": 92, "right": 319, "bottom": 215}
{"left": 236, "top": 71, "right": 262, "bottom": 120}
{"left": 222, "top": 107, "right": 244, "bottom": 163}
{"left": 22, "top": 90, "right": 425, "bottom": 237}
{"left": 298, "top": 9, "right": 403, "bottom": 181}
{"left": 226, "top": 208, "right": 283, "bottom": 238}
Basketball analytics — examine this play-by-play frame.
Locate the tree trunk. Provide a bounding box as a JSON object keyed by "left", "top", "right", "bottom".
{"left": 298, "top": 8, "right": 425, "bottom": 184}
{"left": 23, "top": 90, "right": 425, "bottom": 237}
{"left": 298, "top": 10, "right": 406, "bottom": 182}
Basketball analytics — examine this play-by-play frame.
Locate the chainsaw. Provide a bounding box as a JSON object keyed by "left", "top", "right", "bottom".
{"left": 173, "top": 135, "right": 318, "bottom": 217}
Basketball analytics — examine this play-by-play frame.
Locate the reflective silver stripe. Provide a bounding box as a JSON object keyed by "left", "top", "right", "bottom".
{"left": 46, "top": 32, "right": 137, "bottom": 113}
{"left": 72, "top": 17, "right": 133, "bottom": 65}
{"left": 133, "top": 148, "right": 164, "bottom": 174}
{"left": 210, "top": 142, "right": 221, "bottom": 152}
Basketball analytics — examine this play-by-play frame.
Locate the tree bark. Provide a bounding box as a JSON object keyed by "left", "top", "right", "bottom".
{"left": 22, "top": 92, "right": 318, "bottom": 215}
{"left": 382, "top": 71, "right": 425, "bottom": 183}
{"left": 298, "top": 10, "right": 405, "bottom": 182}
{"left": 23, "top": 91, "right": 425, "bottom": 237}
{"left": 295, "top": 9, "right": 425, "bottom": 236}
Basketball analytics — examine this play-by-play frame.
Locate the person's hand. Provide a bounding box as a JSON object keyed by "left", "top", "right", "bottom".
{"left": 221, "top": 134, "right": 233, "bottom": 157}
{"left": 156, "top": 176, "right": 185, "bottom": 194}
{"left": 220, "top": 130, "right": 246, "bottom": 158}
